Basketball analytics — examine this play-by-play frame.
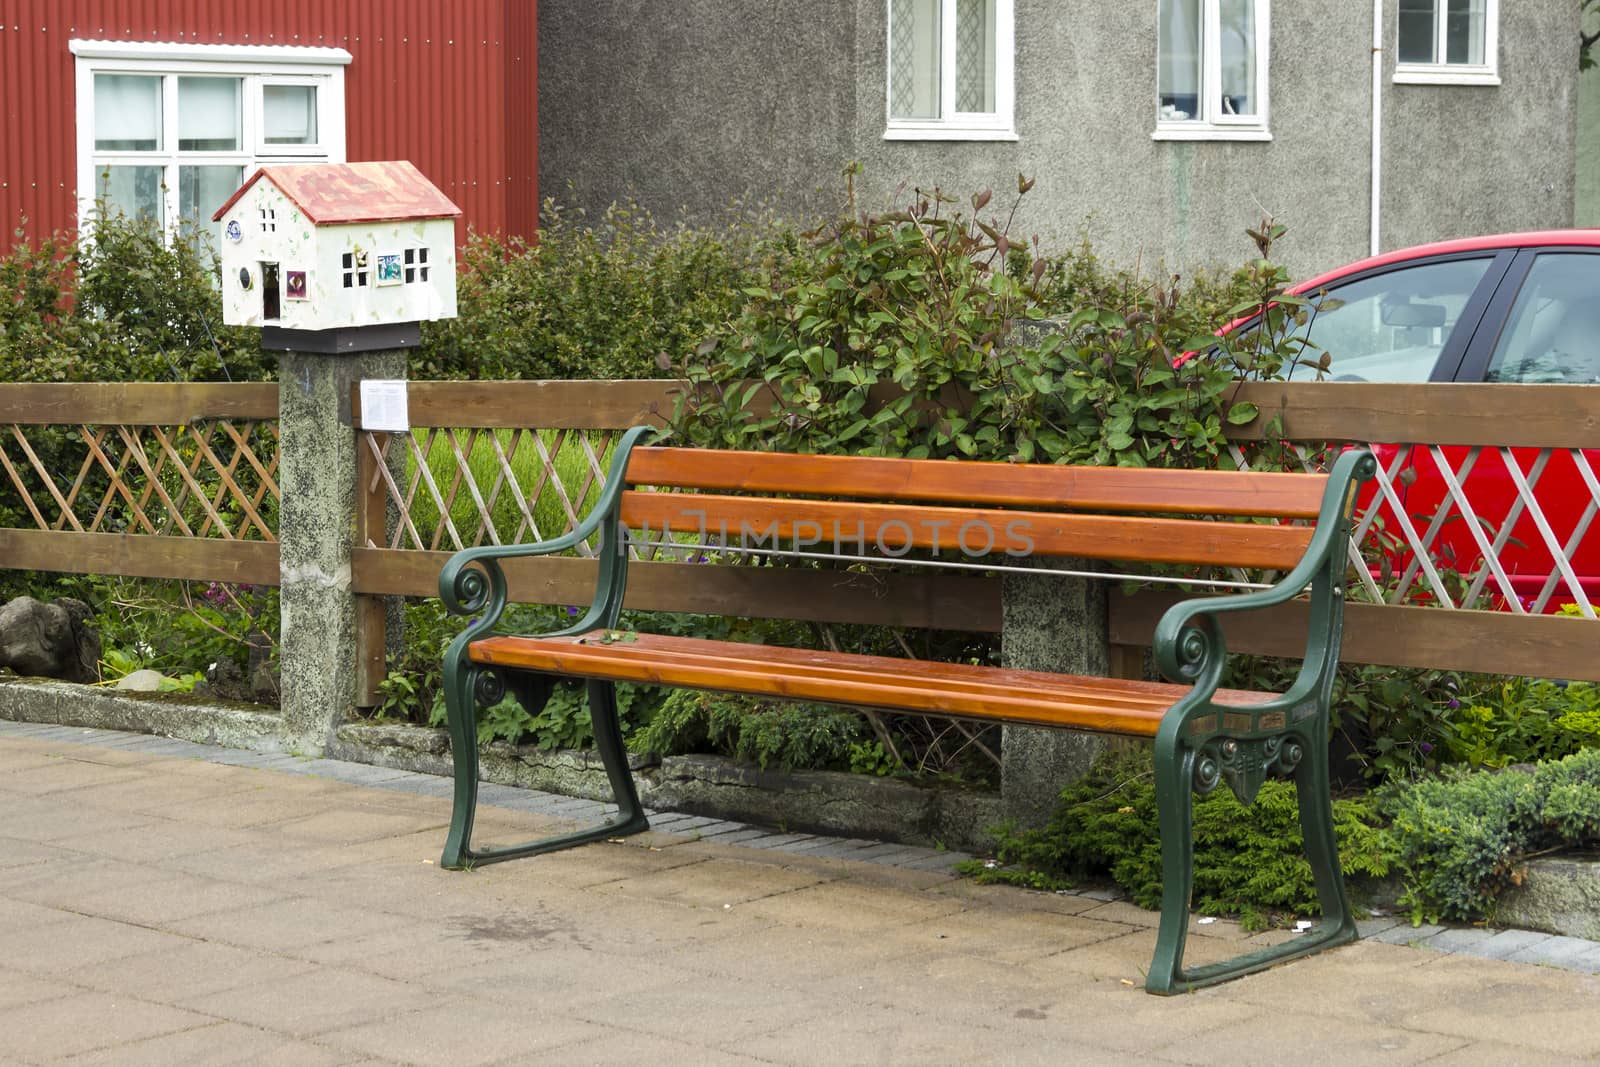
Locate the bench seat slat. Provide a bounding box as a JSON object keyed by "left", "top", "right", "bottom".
{"left": 619, "top": 492, "right": 1315, "bottom": 571}
{"left": 626, "top": 447, "right": 1328, "bottom": 518}
{"left": 469, "top": 632, "right": 1276, "bottom": 738}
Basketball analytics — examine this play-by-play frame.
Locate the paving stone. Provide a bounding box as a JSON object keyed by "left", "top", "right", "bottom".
{"left": 785, "top": 837, "right": 878, "bottom": 858}
{"left": 0, "top": 967, "right": 78, "bottom": 1012}
{"left": 1422, "top": 927, "right": 1499, "bottom": 954}
{"left": 1471, "top": 927, "right": 1554, "bottom": 961}
{"left": 166, "top": 896, "right": 408, "bottom": 952}
{"left": 64, "top": 940, "right": 319, "bottom": 1002}
{"left": 1367, "top": 922, "right": 1447, "bottom": 945}
{"left": 182, "top": 967, "right": 438, "bottom": 1037}
{"left": 693, "top": 828, "right": 772, "bottom": 846}
{"left": 1152, "top": 1008, "right": 1467, "bottom": 1064}
{"left": 322, "top": 998, "right": 606, "bottom": 1065}
{"left": 642, "top": 813, "right": 721, "bottom": 832}
{"left": 738, "top": 1003, "right": 1134, "bottom": 1067}
{"left": 734, "top": 833, "right": 817, "bottom": 850}
{"left": 544, "top": 1031, "right": 775, "bottom": 1067}
{"left": 56, "top": 1022, "right": 353, "bottom": 1067}
{"left": 847, "top": 842, "right": 937, "bottom": 865}
{"left": 1356, "top": 916, "right": 1404, "bottom": 937}
{"left": 1505, "top": 934, "right": 1600, "bottom": 967}
{"left": 0, "top": 992, "right": 216, "bottom": 1062}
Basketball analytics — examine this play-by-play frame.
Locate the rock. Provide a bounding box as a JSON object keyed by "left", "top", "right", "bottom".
{"left": 0, "top": 596, "right": 101, "bottom": 683}
{"left": 115, "top": 669, "right": 166, "bottom": 692}
{"left": 196, "top": 656, "right": 248, "bottom": 701}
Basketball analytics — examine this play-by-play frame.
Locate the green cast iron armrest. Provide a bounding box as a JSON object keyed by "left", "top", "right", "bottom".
{"left": 437, "top": 426, "right": 655, "bottom": 646}
{"left": 1151, "top": 448, "right": 1377, "bottom": 715}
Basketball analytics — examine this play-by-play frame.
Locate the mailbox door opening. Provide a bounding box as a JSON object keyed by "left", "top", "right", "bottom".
{"left": 261, "top": 262, "right": 281, "bottom": 321}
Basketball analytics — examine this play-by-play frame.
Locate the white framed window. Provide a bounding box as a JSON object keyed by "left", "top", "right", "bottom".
{"left": 1154, "top": 0, "right": 1271, "bottom": 142}
{"left": 884, "top": 0, "right": 1016, "bottom": 141}
{"left": 1394, "top": 0, "right": 1499, "bottom": 85}
{"left": 70, "top": 41, "right": 351, "bottom": 240}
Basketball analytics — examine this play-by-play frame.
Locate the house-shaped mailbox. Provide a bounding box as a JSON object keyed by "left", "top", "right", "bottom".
{"left": 212, "top": 160, "right": 460, "bottom": 337}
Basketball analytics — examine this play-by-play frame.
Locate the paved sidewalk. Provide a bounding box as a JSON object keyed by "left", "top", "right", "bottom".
{"left": 3, "top": 724, "right": 1600, "bottom": 1065}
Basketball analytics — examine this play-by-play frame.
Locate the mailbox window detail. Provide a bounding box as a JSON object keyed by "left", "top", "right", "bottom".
{"left": 342, "top": 251, "right": 369, "bottom": 288}
{"left": 404, "top": 247, "right": 430, "bottom": 284}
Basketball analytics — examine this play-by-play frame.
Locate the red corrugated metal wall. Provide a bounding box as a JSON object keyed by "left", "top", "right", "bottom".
{"left": 0, "top": 0, "right": 537, "bottom": 244}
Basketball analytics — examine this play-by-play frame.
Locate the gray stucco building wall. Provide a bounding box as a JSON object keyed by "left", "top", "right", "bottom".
{"left": 539, "top": 1, "right": 1577, "bottom": 279}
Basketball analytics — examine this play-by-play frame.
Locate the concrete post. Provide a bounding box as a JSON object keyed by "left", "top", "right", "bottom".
{"left": 999, "top": 557, "right": 1111, "bottom": 827}
{"left": 277, "top": 348, "right": 406, "bottom": 755}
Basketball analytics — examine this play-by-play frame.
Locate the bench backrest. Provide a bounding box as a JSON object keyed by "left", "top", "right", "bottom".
{"left": 617, "top": 447, "right": 1330, "bottom": 570}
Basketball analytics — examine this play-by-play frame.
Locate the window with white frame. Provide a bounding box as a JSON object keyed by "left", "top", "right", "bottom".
{"left": 1155, "top": 0, "right": 1270, "bottom": 141}
{"left": 1394, "top": 0, "right": 1499, "bottom": 85}
{"left": 71, "top": 41, "right": 350, "bottom": 240}
{"left": 885, "top": 0, "right": 1015, "bottom": 140}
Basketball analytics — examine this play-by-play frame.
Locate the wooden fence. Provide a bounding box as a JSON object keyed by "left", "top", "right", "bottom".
{"left": 1, "top": 379, "right": 1595, "bottom": 685}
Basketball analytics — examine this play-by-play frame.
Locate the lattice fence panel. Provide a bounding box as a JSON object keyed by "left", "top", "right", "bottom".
{"left": 362, "top": 427, "right": 627, "bottom": 556}
{"left": 0, "top": 420, "right": 280, "bottom": 541}
{"left": 1227, "top": 441, "right": 1598, "bottom": 617}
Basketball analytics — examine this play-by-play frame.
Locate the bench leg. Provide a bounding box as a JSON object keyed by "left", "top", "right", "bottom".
{"left": 440, "top": 671, "right": 649, "bottom": 870}
{"left": 1145, "top": 725, "right": 1357, "bottom": 995}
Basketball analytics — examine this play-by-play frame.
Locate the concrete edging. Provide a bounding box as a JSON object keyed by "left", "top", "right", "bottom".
{"left": 328, "top": 721, "right": 1004, "bottom": 854}
{"left": 0, "top": 677, "right": 282, "bottom": 751}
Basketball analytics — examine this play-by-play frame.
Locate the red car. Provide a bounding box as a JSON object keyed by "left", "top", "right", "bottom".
{"left": 1234, "top": 231, "right": 1600, "bottom": 614}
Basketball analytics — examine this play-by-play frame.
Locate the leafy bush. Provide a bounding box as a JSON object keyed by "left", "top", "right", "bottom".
{"left": 1443, "top": 678, "right": 1600, "bottom": 769}
{"left": 670, "top": 170, "right": 1311, "bottom": 469}
{"left": 1, "top": 211, "right": 269, "bottom": 384}
{"left": 416, "top": 197, "right": 786, "bottom": 381}
{"left": 1380, "top": 747, "right": 1600, "bottom": 923}
{"left": 963, "top": 749, "right": 1391, "bottom": 929}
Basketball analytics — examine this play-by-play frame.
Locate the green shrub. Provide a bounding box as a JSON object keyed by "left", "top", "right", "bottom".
{"left": 1, "top": 211, "right": 268, "bottom": 384}
{"left": 1380, "top": 747, "right": 1600, "bottom": 923}
{"left": 417, "top": 197, "right": 786, "bottom": 381}
{"left": 964, "top": 750, "right": 1392, "bottom": 930}
{"left": 669, "top": 169, "right": 1310, "bottom": 468}
{"left": 628, "top": 688, "right": 872, "bottom": 772}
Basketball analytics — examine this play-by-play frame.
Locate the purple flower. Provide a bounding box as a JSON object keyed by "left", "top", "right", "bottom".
{"left": 1419, "top": 742, "right": 1434, "bottom": 754}
{"left": 566, "top": 606, "right": 581, "bottom": 616}
{"left": 1447, "top": 699, "right": 1460, "bottom": 710}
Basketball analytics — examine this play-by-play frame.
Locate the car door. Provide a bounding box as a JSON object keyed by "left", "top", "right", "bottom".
{"left": 1412, "top": 249, "right": 1600, "bottom": 612}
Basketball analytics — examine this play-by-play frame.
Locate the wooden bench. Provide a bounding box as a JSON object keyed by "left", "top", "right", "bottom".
{"left": 435, "top": 426, "right": 1376, "bottom": 994}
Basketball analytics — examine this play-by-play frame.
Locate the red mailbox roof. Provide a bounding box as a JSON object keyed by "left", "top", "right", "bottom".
{"left": 211, "top": 160, "right": 462, "bottom": 224}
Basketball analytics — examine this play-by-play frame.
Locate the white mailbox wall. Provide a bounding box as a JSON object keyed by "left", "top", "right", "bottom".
{"left": 217, "top": 183, "right": 457, "bottom": 330}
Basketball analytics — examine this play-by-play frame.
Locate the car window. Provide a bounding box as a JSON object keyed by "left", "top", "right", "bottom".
{"left": 1484, "top": 253, "right": 1600, "bottom": 384}
{"left": 1281, "top": 257, "right": 1493, "bottom": 382}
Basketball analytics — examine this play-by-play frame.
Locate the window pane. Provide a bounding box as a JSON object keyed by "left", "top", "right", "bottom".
{"left": 1485, "top": 255, "right": 1600, "bottom": 384}
{"left": 1218, "top": 0, "right": 1256, "bottom": 117}
{"left": 954, "top": 0, "right": 996, "bottom": 113}
{"left": 263, "top": 84, "right": 318, "bottom": 144}
{"left": 890, "top": 0, "right": 941, "bottom": 120}
{"left": 94, "top": 74, "right": 162, "bottom": 151}
{"left": 1398, "top": 0, "right": 1437, "bottom": 63}
{"left": 1285, "top": 258, "right": 1493, "bottom": 382}
{"left": 1445, "top": 0, "right": 1485, "bottom": 65}
{"left": 178, "top": 77, "right": 242, "bottom": 151}
{"left": 178, "top": 165, "right": 243, "bottom": 246}
{"left": 95, "top": 166, "right": 164, "bottom": 227}
{"left": 1158, "top": 0, "right": 1201, "bottom": 121}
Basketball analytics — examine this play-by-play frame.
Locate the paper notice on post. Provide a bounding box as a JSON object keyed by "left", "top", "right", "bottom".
{"left": 360, "top": 379, "right": 410, "bottom": 432}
